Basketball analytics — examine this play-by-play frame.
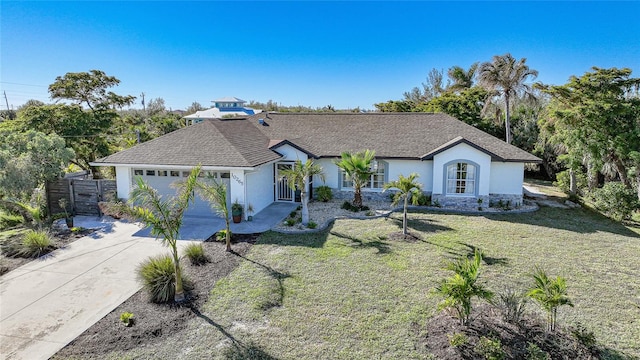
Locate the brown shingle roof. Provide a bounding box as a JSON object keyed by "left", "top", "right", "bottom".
{"left": 249, "top": 113, "right": 541, "bottom": 162}
{"left": 93, "top": 119, "right": 281, "bottom": 167}
{"left": 94, "top": 112, "right": 540, "bottom": 167}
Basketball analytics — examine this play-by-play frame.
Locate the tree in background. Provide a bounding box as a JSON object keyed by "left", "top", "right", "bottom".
{"left": 541, "top": 67, "right": 640, "bottom": 200}
{"left": 279, "top": 159, "right": 325, "bottom": 225}
{"left": 383, "top": 173, "right": 423, "bottom": 236}
{"left": 185, "top": 101, "right": 204, "bottom": 115}
{"left": 335, "top": 150, "right": 376, "bottom": 208}
{"left": 478, "top": 53, "right": 539, "bottom": 144}
{"left": 447, "top": 63, "right": 478, "bottom": 92}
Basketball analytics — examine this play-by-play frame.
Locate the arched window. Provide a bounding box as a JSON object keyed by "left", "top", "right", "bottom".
{"left": 446, "top": 162, "right": 477, "bottom": 195}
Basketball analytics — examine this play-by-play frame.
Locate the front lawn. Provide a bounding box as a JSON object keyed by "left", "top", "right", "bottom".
{"left": 73, "top": 206, "right": 640, "bottom": 359}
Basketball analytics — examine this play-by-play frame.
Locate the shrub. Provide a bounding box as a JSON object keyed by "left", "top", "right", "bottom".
{"left": 365, "top": 210, "right": 375, "bottom": 216}
{"left": 138, "top": 255, "right": 190, "bottom": 303}
{"left": 316, "top": 186, "right": 333, "bottom": 202}
{"left": 416, "top": 192, "right": 431, "bottom": 206}
{"left": 20, "top": 230, "right": 54, "bottom": 258}
{"left": 215, "top": 229, "right": 231, "bottom": 242}
{"left": 120, "top": 312, "right": 135, "bottom": 327}
{"left": 0, "top": 212, "right": 23, "bottom": 230}
{"left": 184, "top": 243, "right": 209, "bottom": 265}
{"left": 341, "top": 200, "right": 369, "bottom": 212}
{"left": 588, "top": 182, "right": 639, "bottom": 221}
{"left": 289, "top": 211, "right": 298, "bottom": 218}
{"left": 285, "top": 218, "right": 296, "bottom": 226}
{"left": 526, "top": 342, "right": 550, "bottom": 360}
{"left": 307, "top": 221, "right": 317, "bottom": 229}
{"left": 448, "top": 332, "right": 468, "bottom": 348}
{"left": 435, "top": 250, "right": 493, "bottom": 325}
{"left": 475, "top": 336, "right": 504, "bottom": 360}
{"left": 554, "top": 169, "right": 587, "bottom": 195}
{"left": 493, "top": 288, "right": 528, "bottom": 324}
{"left": 571, "top": 322, "right": 597, "bottom": 349}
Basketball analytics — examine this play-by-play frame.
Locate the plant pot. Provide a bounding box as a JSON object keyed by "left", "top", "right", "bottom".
{"left": 247, "top": 215, "right": 253, "bottom": 221}
{"left": 232, "top": 215, "right": 242, "bottom": 223}
{"left": 65, "top": 217, "right": 74, "bottom": 229}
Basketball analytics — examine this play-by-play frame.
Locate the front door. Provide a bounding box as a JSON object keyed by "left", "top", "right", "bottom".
{"left": 276, "top": 163, "right": 294, "bottom": 201}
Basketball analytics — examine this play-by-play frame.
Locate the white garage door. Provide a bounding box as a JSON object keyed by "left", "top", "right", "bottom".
{"left": 133, "top": 169, "right": 231, "bottom": 219}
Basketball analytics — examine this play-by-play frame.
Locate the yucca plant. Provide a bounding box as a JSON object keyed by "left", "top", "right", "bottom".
{"left": 20, "top": 229, "right": 54, "bottom": 258}
{"left": 436, "top": 250, "right": 493, "bottom": 325}
{"left": 527, "top": 267, "right": 573, "bottom": 331}
{"left": 184, "top": 243, "right": 209, "bottom": 266}
{"left": 138, "top": 255, "right": 190, "bottom": 303}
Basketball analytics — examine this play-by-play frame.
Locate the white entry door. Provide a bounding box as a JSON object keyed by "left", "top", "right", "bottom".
{"left": 276, "top": 163, "right": 294, "bottom": 201}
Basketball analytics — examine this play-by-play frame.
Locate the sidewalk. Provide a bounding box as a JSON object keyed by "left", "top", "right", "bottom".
{"left": 0, "top": 217, "right": 196, "bottom": 360}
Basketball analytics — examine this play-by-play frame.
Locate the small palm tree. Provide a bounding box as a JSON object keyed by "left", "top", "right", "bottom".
{"left": 527, "top": 267, "right": 573, "bottom": 331}
{"left": 334, "top": 150, "right": 375, "bottom": 208}
{"left": 127, "top": 165, "right": 201, "bottom": 303}
{"left": 279, "top": 159, "right": 325, "bottom": 225}
{"left": 436, "top": 250, "right": 494, "bottom": 325}
{"left": 195, "top": 175, "right": 232, "bottom": 252}
{"left": 383, "top": 173, "right": 423, "bottom": 236}
{"left": 478, "top": 53, "right": 539, "bottom": 144}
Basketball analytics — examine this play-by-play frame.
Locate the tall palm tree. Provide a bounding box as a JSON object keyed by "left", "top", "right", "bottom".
{"left": 128, "top": 165, "right": 201, "bottom": 303}
{"left": 478, "top": 53, "right": 539, "bottom": 144}
{"left": 195, "top": 175, "right": 232, "bottom": 252}
{"left": 335, "top": 150, "right": 375, "bottom": 208}
{"left": 279, "top": 159, "right": 325, "bottom": 225}
{"left": 526, "top": 267, "right": 573, "bottom": 331}
{"left": 383, "top": 173, "right": 423, "bottom": 235}
{"left": 447, "top": 63, "right": 478, "bottom": 92}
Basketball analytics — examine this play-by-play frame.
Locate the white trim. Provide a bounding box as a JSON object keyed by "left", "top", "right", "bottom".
{"left": 90, "top": 163, "right": 256, "bottom": 171}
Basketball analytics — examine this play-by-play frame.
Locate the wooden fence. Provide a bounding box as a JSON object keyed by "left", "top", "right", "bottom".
{"left": 46, "top": 179, "right": 117, "bottom": 216}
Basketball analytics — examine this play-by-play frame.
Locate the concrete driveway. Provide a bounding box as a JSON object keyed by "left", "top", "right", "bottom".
{"left": 0, "top": 217, "right": 197, "bottom": 360}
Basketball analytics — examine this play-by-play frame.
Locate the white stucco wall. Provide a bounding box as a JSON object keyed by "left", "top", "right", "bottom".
{"left": 489, "top": 162, "right": 524, "bottom": 195}
{"left": 229, "top": 169, "right": 246, "bottom": 210}
{"left": 245, "top": 163, "right": 275, "bottom": 215}
{"left": 432, "top": 143, "right": 492, "bottom": 196}
{"left": 115, "top": 166, "right": 132, "bottom": 200}
{"left": 314, "top": 159, "right": 339, "bottom": 188}
{"left": 273, "top": 144, "right": 309, "bottom": 162}
{"left": 385, "top": 159, "right": 433, "bottom": 192}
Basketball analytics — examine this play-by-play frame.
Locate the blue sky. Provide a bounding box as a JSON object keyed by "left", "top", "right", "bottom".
{"left": 2, "top": 1, "right": 639, "bottom": 111}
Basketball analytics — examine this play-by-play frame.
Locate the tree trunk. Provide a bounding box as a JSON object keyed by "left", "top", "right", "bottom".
{"left": 225, "top": 218, "right": 232, "bottom": 252}
{"left": 301, "top": 190, "right": 310, "bottom": 225}
{"left": 504, "top": 94, "right": 512, "bottom": 144}
{"left": 612, "top": 155, "right": 631, "bottom": 188}
{"left": 354, "top": 187, "right": 363, "bottom": 208}
{"left": 569, "top": 168, "right": 577, "bottom": 195}
{"left": 403, "top": 196, "right": 408, "bottom": 235}
{"left": 586, "top": 158, "right": 599, "bottom": 190}
{"left": 172, "top": 248, "right": 185, "bottom": 302}
{"left": 636, "top": 167, "right": 640, "bottom": 202}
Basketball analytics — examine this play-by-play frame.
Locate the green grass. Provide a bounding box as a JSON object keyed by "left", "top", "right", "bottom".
{"left": 102, "top": 206, "right": 640, "bottom": 359}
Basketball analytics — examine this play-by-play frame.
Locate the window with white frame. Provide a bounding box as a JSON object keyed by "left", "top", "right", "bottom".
{"left": 446, "top": 162, "right": 476, "bottom": 195}
{"left": 341, "top": 160, "right": 386, "bottom": 190}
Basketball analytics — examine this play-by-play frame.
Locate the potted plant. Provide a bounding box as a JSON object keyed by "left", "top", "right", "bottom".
{"left": 246, "top": 204, "right": 254, "bottom": 221}
{"left": 231, "top": 201, "right": 243, "bottom": 223}
{"left": 58, "top": 198, "right": 74, "bottom": 229}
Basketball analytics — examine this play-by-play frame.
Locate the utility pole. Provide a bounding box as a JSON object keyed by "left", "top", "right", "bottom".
{"left": 2, "top": 91, "right": 14, "bottom": 120}
{"left": 140, "top": 92, "right": 146, "bottom": 112}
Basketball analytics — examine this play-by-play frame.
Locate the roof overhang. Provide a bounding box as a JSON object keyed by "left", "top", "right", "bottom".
{"left": 268, "top": 139, "right": 318, "bottom": 159}
{"left": 89, "top": 162, "right": 257, "bottom": 171}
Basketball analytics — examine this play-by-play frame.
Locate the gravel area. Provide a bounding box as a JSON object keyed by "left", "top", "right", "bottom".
{"left": 272, "top": 199, "right": 539, "bottom": 233}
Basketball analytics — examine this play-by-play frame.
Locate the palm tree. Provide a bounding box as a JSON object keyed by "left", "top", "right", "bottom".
{"left": 478, "top": 53, "right": 539, "bottom": 144}
{"left": 526, "top": 267, "right": 573, "bottom": 331}
{"left": 436, "top": 250, "right": 494, "bottom": 325}
{"left": 335, "top": 150, "right": 375, "bottom": 208}
{"left": 195, "top": 175, "right": 232, "bottom": 252}
{"left": 279, "top": 159, "right": 325, "bottom": 225}
{"left": 447, "top": 63, "right": 478, "bottom": 92}
{"left": 127, "top": 165, "right": 201, "bottom": 303}
{"left": 383, "top": 173, "right": 423, "bottom": 235}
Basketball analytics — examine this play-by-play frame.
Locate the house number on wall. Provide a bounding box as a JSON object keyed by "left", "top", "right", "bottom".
{"left": 232, "top": 173, "right": 244, "bottom": 186}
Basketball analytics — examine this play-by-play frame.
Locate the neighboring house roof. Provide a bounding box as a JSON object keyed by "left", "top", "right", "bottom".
{"left": 93, "top": 119, "right": 281, "bottom": 167}
{"left": 183, "top": 107, "right": 261, "bottom": 119}
{"left": 94, "top": 112, "right": 541, "bottom": 168}
{"left": 249, "top": 113, "right": 541, "bottom": 162}
{"left": 213, "top": 96, "right": 246, "bottom": 103}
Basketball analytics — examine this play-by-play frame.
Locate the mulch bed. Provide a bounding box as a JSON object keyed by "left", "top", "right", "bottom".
{"left": 417, "top": 304, "right": 599, "bottom": 359}
{"left": 387, "top": 231, "right": 422, "bottom": 242}
{"left": 0, "top": 226, "right": 97, "bottom": 276}
{"left": 53, "top": 234, "right": 259, "bottom": 359}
